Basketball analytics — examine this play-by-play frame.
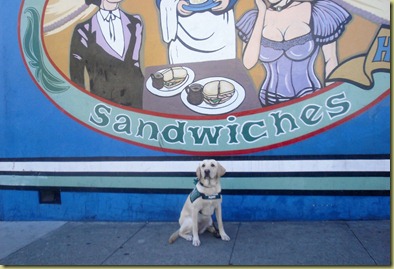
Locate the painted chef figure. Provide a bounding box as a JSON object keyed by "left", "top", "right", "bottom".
{"left": 156, "top": 0, "right": 238, "bottom": 64}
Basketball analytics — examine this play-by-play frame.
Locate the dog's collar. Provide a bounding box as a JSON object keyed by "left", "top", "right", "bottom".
{"left": 189, "top": 187, "right": 221, "bottom": 203}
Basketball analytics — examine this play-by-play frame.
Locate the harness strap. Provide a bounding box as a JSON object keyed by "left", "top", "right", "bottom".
{"left": 202, "top": 194, "right": 222, "bottom": 200}
{"left": 189, "top": 187, "right": 221, "bottom": 203}
{"left": 189, "top": 187, "right": 201, "bottom": 203}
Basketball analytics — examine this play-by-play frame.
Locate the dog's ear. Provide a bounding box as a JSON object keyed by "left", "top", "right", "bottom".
{"left": 196, "top": 164, "right": 201, "bottom": 179}
{"left": 217, "top": 162, "right": 226, "bottom": 177}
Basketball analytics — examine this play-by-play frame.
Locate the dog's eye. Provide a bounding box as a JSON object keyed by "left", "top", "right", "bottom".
{"left": 202, "top": 164, "right": 205, "bottom": 168}
{"left": 211, "top": 163, "right": 215, "bottom": 167}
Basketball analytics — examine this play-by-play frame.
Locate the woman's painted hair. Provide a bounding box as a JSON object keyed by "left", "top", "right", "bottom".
{"left": 85, "top": 0, "right": 101, "bottom": 6}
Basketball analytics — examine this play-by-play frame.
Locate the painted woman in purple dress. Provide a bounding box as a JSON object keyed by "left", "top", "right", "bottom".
{"left": 236, "top": 0, "right": 351, "bottom": 106}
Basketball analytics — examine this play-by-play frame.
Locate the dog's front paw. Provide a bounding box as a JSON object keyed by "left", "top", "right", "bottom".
{"left": 221, "top": 233, "right": 230, "bottom": 241}
{"left": 192, "top": 238, "right": 201, "bottom": 246}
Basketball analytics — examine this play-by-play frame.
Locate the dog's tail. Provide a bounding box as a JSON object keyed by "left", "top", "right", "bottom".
{"left": 168, "top": 229, "right": 179, "bottom": 244}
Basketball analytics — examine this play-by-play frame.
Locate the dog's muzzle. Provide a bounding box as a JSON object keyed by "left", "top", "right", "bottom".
{"left": 204, "top": 169, "right": 211, "bottom": 179}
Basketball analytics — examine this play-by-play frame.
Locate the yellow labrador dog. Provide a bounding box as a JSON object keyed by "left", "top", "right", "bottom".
{"left": 169, "top": 159, "right": 230, "bottom": 246}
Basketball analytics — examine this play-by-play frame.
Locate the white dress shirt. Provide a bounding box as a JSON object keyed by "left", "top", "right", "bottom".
{"left": 97, "top": 9, "right": 125, "bottom": 57}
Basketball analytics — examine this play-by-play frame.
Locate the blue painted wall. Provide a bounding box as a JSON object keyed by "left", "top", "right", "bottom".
{"left": 0, "top": 190, "right": 389, "bottom": 221}
{"left": 0, "top": 1, "right": 390, "bottom": 222}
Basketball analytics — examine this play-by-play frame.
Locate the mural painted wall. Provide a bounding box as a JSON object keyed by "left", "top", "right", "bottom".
{"left": 0, "top": 0, "right": 390, "bottom": 220}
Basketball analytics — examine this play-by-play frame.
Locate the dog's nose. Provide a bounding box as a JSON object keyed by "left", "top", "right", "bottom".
{"left": 204, "top": 169, "right": 210, "bottom": 178}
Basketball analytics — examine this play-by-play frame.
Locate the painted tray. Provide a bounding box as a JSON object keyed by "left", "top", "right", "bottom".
{"left": 183, "top": 0, "right": 220, "bottom": 12}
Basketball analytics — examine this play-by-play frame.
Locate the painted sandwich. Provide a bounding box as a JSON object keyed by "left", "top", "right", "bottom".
{"left": 202, "top": 80, "right": 235, "bottom": 105}
{"left": 151, "top": 67, "right": 188, "bottom": 89}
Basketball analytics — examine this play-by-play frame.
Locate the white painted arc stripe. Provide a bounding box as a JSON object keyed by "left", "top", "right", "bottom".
{"left": 0, "top": 160, "right": 390, "bottom": 173}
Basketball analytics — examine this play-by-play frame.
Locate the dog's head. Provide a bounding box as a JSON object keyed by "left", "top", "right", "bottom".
{"left": 196, "top": 159, "right": 226, "bottom": 187}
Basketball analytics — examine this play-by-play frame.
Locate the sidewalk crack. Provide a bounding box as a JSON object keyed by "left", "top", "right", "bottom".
{"left": 100, "top": 222, "right": 148, "bottom": 265}
{"left": 345, "top": 222, "right": 377, "bottom": 265}
{"left": 228, "top": 222, "right": 241, "bottom": 265}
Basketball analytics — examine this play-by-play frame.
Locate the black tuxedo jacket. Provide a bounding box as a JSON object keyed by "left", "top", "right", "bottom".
{"left": 70, "top": 11, "right": 144, "bottom": 108}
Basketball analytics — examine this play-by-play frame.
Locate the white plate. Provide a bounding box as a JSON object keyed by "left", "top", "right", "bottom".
{"left": 146, "top": 67, "right": 195, "bottom": 97}
{"left": 181, "top": 77, "right": 245, "bottom": 115}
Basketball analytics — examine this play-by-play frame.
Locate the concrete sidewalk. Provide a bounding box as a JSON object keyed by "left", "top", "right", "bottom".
{"left": 0, "top": 220, "right": 390, "bottom": 266}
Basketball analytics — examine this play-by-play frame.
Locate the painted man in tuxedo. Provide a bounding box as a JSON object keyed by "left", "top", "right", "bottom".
{"left": 70, "top": 0, "right": 144, "bottom": 109}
